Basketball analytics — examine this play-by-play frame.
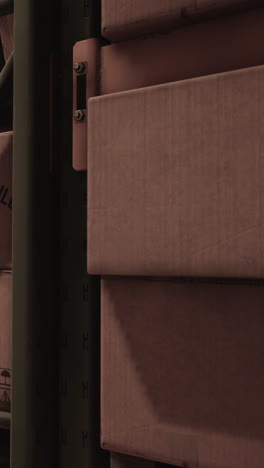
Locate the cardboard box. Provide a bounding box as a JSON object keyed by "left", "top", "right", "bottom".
{"left": 0, "top": 271, "right": 12, "bottom": 413}
{"left": 0, "top": 132, "right": 12, "bottom": 269}
{"left": 101, "top": 0, "right": 190, "bottom": 42}
{"left": 101, "top": 0, "right": 262, "bottom": 41}
{"left": 101, "top": 277, "right": 264, "bottom": 468}
{"left": 75, "top": 8, "right": 264, "bottom": 171}
{"left": 101, "top": 8, "right": 264, "bottom": 95}
{"left": 88, "top": 65, "right": 264, "bottom": 279}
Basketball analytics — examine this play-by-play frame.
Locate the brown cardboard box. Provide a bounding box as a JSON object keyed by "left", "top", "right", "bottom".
{"left": 195, "top": 0, "right": 254, "bottom": 10}
{"left": 75, "top": 8, "right": 264, "bottom": 171}
{"left": 0, "top": 132, "right": 12, "bottom": 269}
{"left": 101, "top": 0, "right": 262, "bottom": 41}
{"left": 101, "top": 8, "right": 264, "bottom": 96}
{"left": 0, "top": 271, "right": 12, "bottom": 413}
{"left": 101, "top": 0, "right": 191, "bottom": 42}
{"left": 88, "top": 65, "right": 264, "bottom": 279}
{"left": 101, "top": 277, "right": 264, "bottom": 468}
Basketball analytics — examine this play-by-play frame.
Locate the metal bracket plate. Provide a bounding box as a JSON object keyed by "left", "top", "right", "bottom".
{"left": 72, "top": 38, "right": 99, "bottom": 171}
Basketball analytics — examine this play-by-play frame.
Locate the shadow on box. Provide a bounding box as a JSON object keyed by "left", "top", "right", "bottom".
{"left": 105, "top": 279, "right": 264, "bottom": 440}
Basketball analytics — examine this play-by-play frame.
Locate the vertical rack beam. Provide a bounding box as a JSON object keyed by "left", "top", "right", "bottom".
{"left": 12, "top": 0, "right": 59, "bottom": 466}
{"left": 58, "top": 1, "right": 109, "bottom": 467}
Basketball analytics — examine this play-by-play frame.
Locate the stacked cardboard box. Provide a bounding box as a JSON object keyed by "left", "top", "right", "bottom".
{"left": 88, "top": 65, "right": 264, "bottom": 279}
{"left": 86, "top": 2, "right": 264, "bottom": 467}
{"left": 101, "top": 0, "right": 263, "bottom": 41}
{"left": 74, "top": 7, "right": 264, "bottom": 172}
{"left": 0, "top": 271, "right": 12, "bottom": 413}
{"left": 101, "top": 278, "right": 264, "bottom": 468}
{"left": 101, "top": 8, "right": 264, "bottom": 95}
{"left": 0, "top": 132, "right": 12, "bottom": 269}
{"left": 0, "top": 132, "right": 12, "bottom": 413}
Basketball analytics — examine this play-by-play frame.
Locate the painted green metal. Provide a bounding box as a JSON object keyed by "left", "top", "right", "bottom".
{"left": 12, "top": 0, "right": 59, "bottom": 466}
{"left": 0, "top": 0, "right": 13, "bottom": 16}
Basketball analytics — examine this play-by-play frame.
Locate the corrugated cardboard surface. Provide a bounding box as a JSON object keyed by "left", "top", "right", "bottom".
{"left": 101, "top": 0, "right": 262, "bottom": 41}
{"left": 101, "top": 0, "right": 190, "bottom": 41}
{"left": 76, "top": 8, "right": 264, "bottom": 171}
{"left": 0, "top": 15, "right": 13, "bottom": 61}
{"left": 195, "top": 0, "right": 253, "bottom": 9}
{"left": 0, "top": 132, "right": 12, "bottom": 269}
{"left": 101, "top": 8, "right": 264, "bottom": 95}
{"left": 88, "top": 65, "right": 264, "bottom": 279}
{"left": 101, "top": 277, "right": 264, "bottom": 468}
{"left": 0, "top": 271, "right": 12, "bottom": 413}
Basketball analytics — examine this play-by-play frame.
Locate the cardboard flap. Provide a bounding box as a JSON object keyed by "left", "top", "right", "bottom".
{"left": 101, "top": 0, "right": 262, "bottom": 41}
{"left": 88, "top": 65, "right": 264, "bottom": 279}
{"left": 101, "top": 8, "right": 264, "bottom": 96}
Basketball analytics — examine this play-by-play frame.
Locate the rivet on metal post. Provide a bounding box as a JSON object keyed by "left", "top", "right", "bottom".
{"left": 73, "top": 62, "right": 86, "bottom": 74}
{"left": 73, "top": 109, "right": 86, "bottom": 122}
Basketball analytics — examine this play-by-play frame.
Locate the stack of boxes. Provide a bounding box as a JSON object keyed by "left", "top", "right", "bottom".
{"left": 0, "top": 11, "right": 13, "bottom": 416}
{"left": 85, "top": 1, "right": 264, "bottom": 467}
{"left": 0, "top": 132, "right": 12, "bottom": 414}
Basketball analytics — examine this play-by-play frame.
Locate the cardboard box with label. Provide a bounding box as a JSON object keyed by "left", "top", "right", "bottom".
{"left": 0, "top": 271, "right": 12, "bottom": 413}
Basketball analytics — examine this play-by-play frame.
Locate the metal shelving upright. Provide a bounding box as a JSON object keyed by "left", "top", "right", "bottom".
{"left": 12, "top": 0, "right": 60, "bottom": 465}
{"left": 12, "top": 0, "right": 110, "bottom": 467}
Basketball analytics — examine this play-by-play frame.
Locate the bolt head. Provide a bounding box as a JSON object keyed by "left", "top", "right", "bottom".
{"left": 73, "top": 110, "right": 86, "bottom": 122}
{"left": 73, "top": 62, "right": 86, "bottom": 74}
